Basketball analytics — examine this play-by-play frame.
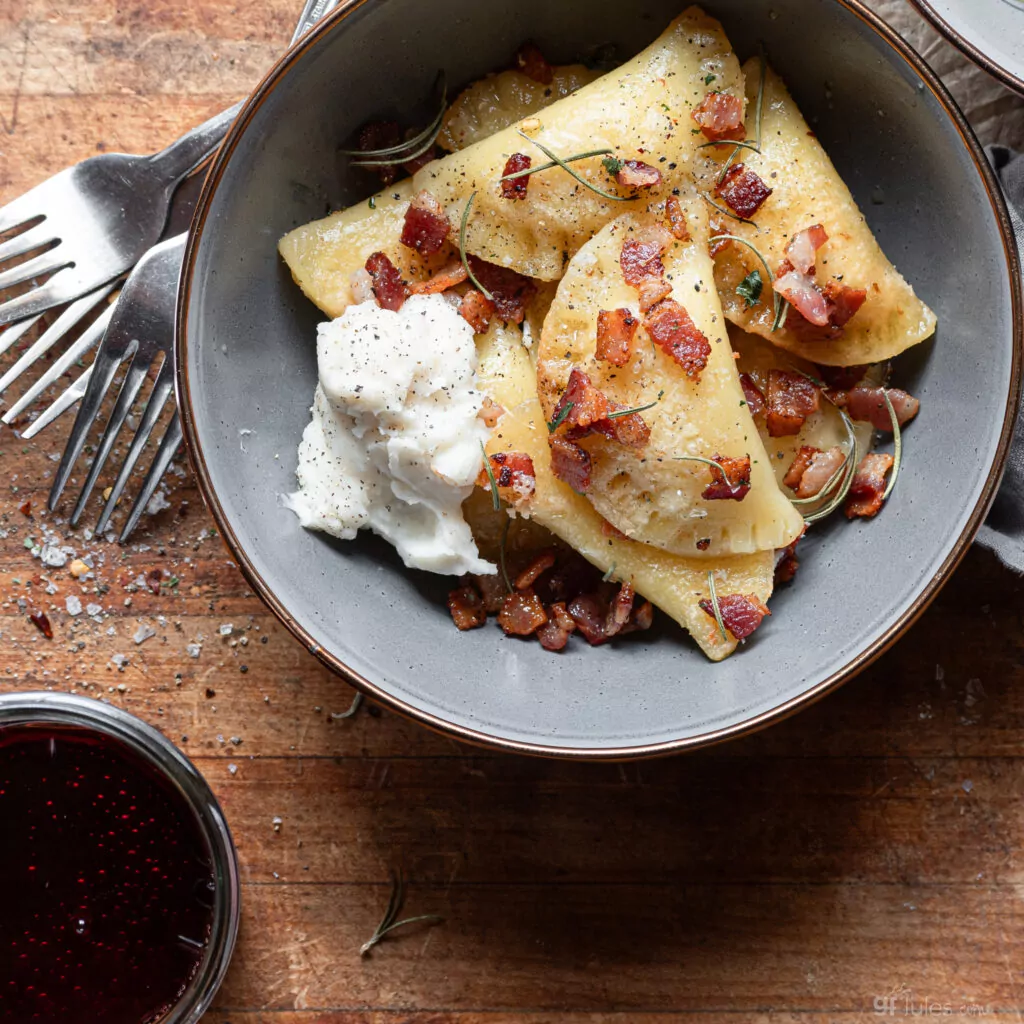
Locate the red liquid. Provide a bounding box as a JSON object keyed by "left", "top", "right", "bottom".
{"left": 0, "top": 725, "right": 217, "bottom": 1023}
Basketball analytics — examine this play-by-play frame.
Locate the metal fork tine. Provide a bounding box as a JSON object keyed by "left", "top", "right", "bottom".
{"left": 0, "top": 251, "right": 68, "bottom": 293}
{"left": 0, "top": 269, "right": 93, "bottom": 330}
{"left": 69, "top": 358, "right": 150, "bottom": 527}
{"left": 0, "top": 193, "right": 43, "bottom": 236}
{"left": 95, "top": 357, "right": 175, "bottom": 536}
{"left": 118, "top": 412, "right": 183, "bottom": 543}
{"left": 0, "top": 285, "right": 113, "bottom": 399}
{"left": 0, "top": 314, "right": 42, "bottom": 360}
{"left": 1, "top": 303, "right": 114, "bottom": 425}
{"left": 19, "top": 365, "right": 93, "bottom": 441}
{"left": 0, "top": 226, "right": 56, "bottom": 267}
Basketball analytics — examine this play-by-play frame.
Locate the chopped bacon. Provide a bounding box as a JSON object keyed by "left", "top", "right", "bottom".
{"left": 474, "top": 573, "right": 507, "bottom": 614}
{"left": 785, "top": 445, "right": 845, "bottom": 500}
{"left": 536, "top": 601, "right": 577, "bottom": 651}
{"left": 18, "top": 499, "right": 31, "bottom": 516}
{"left": 845, "top": 452, "right": 893, "bottom": 519}
{"left": 29, "top": 610, "right": 53, "bottom": 639}
{"left": 696, "top": 538, "right": 711, "bottom": 551}
{"left": 665, "top": 195, "right": 690, "bottom": 241}
{"left": 356, "top": 120, "right": 402, "bottom": 184}
{"left": 831, "top": 386, "right": 919, "bottom": 431}
{"left": 514, "top": 551, "right": 556, "bottom": 591}
{"left": 568, "top": 407, "right": 651, "bottom": 450}
{"left": 637, "top": 277, "right": 673, "bottom": 314}
{"left": 691, "top": 92, "right": 746, "bottom": 142}
{"left": 699, "top": 593, "right": 771, "bottom": 640}
{"left": 459, "top": 289, "right": 496, "bottom": 333}
{"left": 466, "top": 257, "right": 536, "bottom": 323}
{"left": 701, "top": 454, "right": 751, "bottom": 501}
{"left": 740, "top": 373, "right": 766, "bottom": 416}
{"left": 567, "top": 593, "right": 609, "bottom": 645}
{"left": 605, "top": 582, "right": 636, "bottom": 638}
{"left": 478, "top": 396, "right": 505, "bottom": 428}
{"left": 549, "top": 436, "right": 592, "bottom": 493}
{"left": 596, "top": 308, "right": 639, "bottom": 366}
{"left": 822, "top": 279, "right": 867, "bottom": 328}
{"left": 644, "top": 299, "right": 711, "bottom": 382}
{"left": 715, "top": 164, "right": 772, "bottom": 219}
{"left": 514, "top": 41, "right": 554, "bottom": 84}
{"left": 447, "top": 585, "right": 487, "bottom": 630}
{"left": 766, "top": 369, "right": 820, "bottom": 437}
{"left": 620, "top": 236, "right": 666, "bottom": 286}
{"left": 551, "top": 368, "right": 610, "bottom": 429}
{"left": 501, "top": 153, "right": 532, "bottom": 200}
{"left": 819, "top": 364, "right": 868, "bottom": 390}
{"left": 402, "top": 144, "right": 439, "bottom": 176}
{"left": 400, "top": 190, "right": 450, "bottom": 257}
{"left": 616, "top": 160, "right": 662, "bottom": 189}
{"left": 785, "top": 224, "right": 829, "bottom": 275}
{"left": 775, "top": 538, "right": 801, "bottom": 585}
{"left": 601, "top": 518, "right": 628, "bottom": 540}
{"left": 783, "top": 445, "right": 821, "bottom": 491}
{"left": 477, "top": 451, "right": 536, "bottom": 503}
{"left": 631, "top": 600, "right": 654, "bottom": 632}
{"left": 409, "top": 261, "right": 468, "bottom": 295}
{"left": 364, "top": 252, "right": 409, "bottom": 311}
{"left": 774, "top": 270, "right": 832, "bottom": 327}
{"left": 498, "top": 588, "right": 549, "bottom": 636}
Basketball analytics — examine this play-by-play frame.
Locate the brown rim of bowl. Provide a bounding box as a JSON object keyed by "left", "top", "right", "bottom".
{"left": 175, "top": 0, "right": 1024, "bottom": 761}
{"left": 906, "top": 0, "right": 1024, "bottom": 99}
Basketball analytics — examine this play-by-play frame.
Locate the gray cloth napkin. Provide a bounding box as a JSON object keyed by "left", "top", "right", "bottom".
{"left": 974, "top": 147, "right": 1024, "bottom": 570}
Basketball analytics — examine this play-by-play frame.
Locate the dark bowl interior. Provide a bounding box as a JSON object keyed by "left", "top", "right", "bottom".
{"left": 178, "top": 0, "right": 1020, "bottom": 756}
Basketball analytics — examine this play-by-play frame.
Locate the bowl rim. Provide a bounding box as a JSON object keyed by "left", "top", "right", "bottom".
{"left": 906, "top": 0, "right": 1024, "bottom": 99}
{"left": 175, "top": 0, "right": 1024, "bottom": 761}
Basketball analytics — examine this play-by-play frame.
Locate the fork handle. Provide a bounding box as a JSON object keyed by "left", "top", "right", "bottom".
{"left": 146, "top": 0, "right": 341, "bottom": 185}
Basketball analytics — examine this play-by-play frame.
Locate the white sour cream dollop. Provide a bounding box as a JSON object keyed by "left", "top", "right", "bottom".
{"left": 284, "top": 294, "right": 496, "bottom": 576}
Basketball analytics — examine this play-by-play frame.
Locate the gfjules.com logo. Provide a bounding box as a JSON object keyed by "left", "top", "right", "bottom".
{"left": 873, "top": 985, "right": 991, "bottom": 1017}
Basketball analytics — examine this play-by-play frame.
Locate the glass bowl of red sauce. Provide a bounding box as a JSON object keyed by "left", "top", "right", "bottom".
{"left": 0, "top": 692, "right": 240, "bottom": 1024}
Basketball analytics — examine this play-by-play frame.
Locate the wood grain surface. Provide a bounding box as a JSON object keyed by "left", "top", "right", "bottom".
{"left": 2, "top": 2, "right": 1024, "bottom": 1021}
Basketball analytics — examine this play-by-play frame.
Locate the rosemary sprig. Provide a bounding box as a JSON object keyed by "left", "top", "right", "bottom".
{"left": 499, "top": 148, "right": 614, "bottom": 183}
{"left": 340, "top": 73, "right": 448, "bottom": 165}
{"left": 607, "top": 390, "right": 665, "bottom": 419}
{"left": 709, "top": 233, "right": 787, "bottom": 332}
{"left": 516, "top": 130, "right": 636, "bottom": 202}
{"left": 480, "top": 441, "right": 500, "bottom": 511}
{"left": 360, "top": 871, "right": 442, "bottom": 957}
{"left": 699, "top": 139, "right": 761, "bottom": 155}
{"left": 773, "top": 299, "right": 790, "bottom": 332}
{"left": 703, "top": 193, "right": 757, "bottom": 227}
{"left": 754, "top": 46, "right": 767, "bottom": 153}
{"left": 548, "top": 401, "right": 574, "bottom": 433}
{"left": 882, "top": 390, "right": 902, "bottom": 501}
{"left": 601, "top": 562, "right": 617, "bottom": 582}
{"left": 674, "top": 454, "right": 735, "bottom": 489}
{"left": 460, "top": 193, "right": 495, "bottom": 301}
{"left": 499, "top": 515, "right": 513, "bottom": 594}
{"left": 706, "top": 571, "right": 728, "bottom": 643}
{"left": 330, "top": 692, "right": 364, "bottom": 721}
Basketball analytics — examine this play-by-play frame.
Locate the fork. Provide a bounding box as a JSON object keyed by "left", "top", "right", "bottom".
{"left": 48, "top": 234, "right": 186, "bottom": 541}
{"left": 0, "top": 0, "right": 339, "bottom": 394}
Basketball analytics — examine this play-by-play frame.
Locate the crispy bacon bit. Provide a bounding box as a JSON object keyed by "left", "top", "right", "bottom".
{"left": 478, "top": 396, "right": 505, "bottom": 428}
{"left": 498, "top": 588, "right": 549, "bottom": 636}
{"left": 601, "top": 518, "right": 628, "bottom": 540}
{"left": 536, "top": 601, "right": 577, "bottom": 651}
{"left": 595, "top": 410, "right": 651, "bottom": 450}
{"left": 400, "top": 190, "right": 450, "bottom": 257}
{"left": 821, "top": 279, "right": 867, "bottom": 328}
{"left": 477, "top": 451, "right": 536, "bottom": 503}
{"left": 29, "top": 610, "right": 53, "bottom": 639}
{"left": 819, "top": 364, "right": 869, "bottom": 390}
{"left": 552, "top": 368, "right": 610, "bottom": 429}
{"left": 785, "top": 445, "right": 845, "bottom": 500}
{"left": 845, "top": 452, "right": 894, "bottom": 519}
{"left": 692, "top": 92, "right": 746, "bottom": 142}
{"left": 474, "top": 573, "right": 507, "bottom": 614}
{"left": 783, "top": 445, "right": 821, "bottom": 491}
{"left": 567, "top": 593, "right": 609, "bottom": 645}
{"left": 637, "top": 277, "right": 673, "bottom": 314}
{"left": 515, "top": 41, "right": 554, "bottom": 84}
{"left": 514, "top": 551, "right": 557, "bottom": 591}
{"left": 448, "top": 585, "right": 487, "bottom": 630}
{"left": 357, "top": 120, "right": 401, "bottom": 184}
{"left": 696, "top": 538, "right": 711, "bottom": 551}
{"left": 596, "top": 308, "right": 639, "bottom": 367}
{"left": 631, "top": 600, "right": 654, "bottom": 632}
{"left": 699, "top": 593, "right": 771, "bottom": 640}
{"left": 459, "top": 289, "right": 496, "bottom": 333}
{"left": 774, "top": 269, "right": 832, "bottom": 327}
{"left": 409, "top": 261, "right": 468, "bottom": 295}
{"left": 605, "top": 582, "right": 636, "bottom": 638}
{"left": 665, "top": 195, "right": 690, "bottom": 241}
{"left": 775, "top": 539, "right": 801, "bottom": 585}
{"left": 715, "top": 164, "right": 772, "bottom": 220}
{"left": 616, "top": 160, "right": 662, "bottom": 189}
{"left": 785, "top": 224, "right": 829, "bottom": 275}
{"left": 644, "top": 299, "right": 711, "bottom": 382}
{"left": 365, "top": 251, "right": 408, "bottom": 311}
{"left": 766, "top": 369, "right": 820, "bottom": 437}
{"left": 501, "top": 153, "right": 532, "bottom": 200}
{"left": 620, "top": 236, "right": 666, "bottom": 286}
{"left": 18, "top": 499, "right": 31, "bottom": 516}
{"left": 702, "top": 454, "right": 751, "bottom": 501}
{"left": 466, "top": 257, "right": 536, "bottom": 323}
{"left": 739, "top": 373, "right": 766, "bottom": 416}
{"left": 549, "top": 436, "right": 591, "bottom": 493}
{"left": 831, "top": 387, "right": 920, "bottom": 431}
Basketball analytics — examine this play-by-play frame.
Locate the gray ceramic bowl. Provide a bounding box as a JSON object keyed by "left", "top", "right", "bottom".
{"left": 177, "top": 0, "right": 1021, "bottom": 758}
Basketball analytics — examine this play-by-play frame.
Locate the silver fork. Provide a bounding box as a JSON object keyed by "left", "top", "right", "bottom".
{"left": 0, "top": 0, "right": 338, "bottom": 402}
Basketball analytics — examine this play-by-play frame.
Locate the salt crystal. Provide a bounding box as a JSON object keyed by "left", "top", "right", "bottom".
{"left": 133, "top": 624, "right": 156, "bottom": 645}
{"left": 186, "top": 643, "right": 201, "bottom": 658}
{"left": 111, "top": 653, "right": 128, "bottom": 668}
{"left": 86, "top": 603, "right": 102, "bottom": 617}
{"left": 272, "top": 816, "right": 283, "bottom": 832}
{"left": 218, "top": 623, "right": 233, "bottom": 636}
{"left": 65, "top": 596, "right": 82, "bottom": 616}
{"left": 228, "top": 764, "right": 238, "bottom": 776}
{"left": 229, "top": 736, "right": 242, "bottom": 746}
{"left": 962, "top": 779, "right": 974, "bottom": 794}
{"left": 40, "top": 543, "right": 67, "bottom": 568}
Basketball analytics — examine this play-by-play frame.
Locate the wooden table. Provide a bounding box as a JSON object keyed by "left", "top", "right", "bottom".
{"left": 2, "top": 2, "right": 1024, "bottom": 1020}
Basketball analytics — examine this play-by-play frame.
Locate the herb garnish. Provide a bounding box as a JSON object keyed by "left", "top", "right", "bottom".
{"left": 674, "top": 454, "right": 736, "bottom": 489}
{"left": 801, "top": 412, "right": 859, "bottom": 525}
{"left": 480, "top": 441, "right": 500, "bottom": 511}
{"left": 499, "top": 148, "right": 614, "bottom": 183}
{"left": 882, "top": 390, "right": 902, "bottom": 500}
{"left": 704, "top": 73, "right": 717, "bottom": 85}
{"left": 607, "top": 390, "right": 665, "bottom": 419}
{"left": 360, "top": 871, "right": 442, "bottom": 957}
{"left": 736, "top": 269, "right": 763, "bottom": 308}
{"left": 602, "top": 156, "right": 624, "bottom": 176}
{"left": 706, "top": 571, "right": 728, "bottom": 643}
{"left": 601, "top": 562, "right": 617, "bottom": 582}
{"left": 516, "top": 130, "right": 636, "bottom": 202}
{"left": 709, "top": 233, "right": 786, "bottom": 330}
{"left": 459, "top": 193, "right": 495, "bottom": 301}
{"left": 548, "top": 401, "right": 574, "bottom": 433}
{"left": 499, "top": 516, "right": 514, "bottom": 593}
{"left": 703, "top": 192, "right": 758, "bottom": 227}
{"left": 790, "top": 411, "right": 856, "bottom": 507}
{"left": 330, "top": 692, "right": 364, "bottom": 720}
{"left": 699, "top": 50, "right": 768, "bottom": 186}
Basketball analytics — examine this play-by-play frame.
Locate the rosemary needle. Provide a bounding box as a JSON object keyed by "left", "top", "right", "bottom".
{"left": 548, "top": 401, "right": 575, "bottom": 433}
{"left": 706, "top": 571, "right": 728, "bottom": 643}
{"left": 460, "top": 193, "right": 495, "bottom": 301}
{"left": 516, "top": 130, "right": 635, "bottom": 202}
{"left": 882, "top": 390, "right": 902, "bottom": 501}
{"left": 480, "top": 441, "right": 500, "bottom": 511}
{"left": 499, "top": 516, "right": 514, "bottom": 593}
{"left": 709, "top": 232, "right": 788, "bottom": 333}
{"left": 360, "top": 871, "right": 442, "bottom": 957}
{"left": 607, "top": 390, "right": 665, "bottom": 419}
{"left": 499, "top": 148, "right": 613, "bottom": 183}
{"left": 674, "top": 454, "right": 735, "bottom": 489}
{"left": 703, "top": 192, "right": 757, "bottom": 227}
{"left": 330, "top": 692, "right": 364, "bottom": 721}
